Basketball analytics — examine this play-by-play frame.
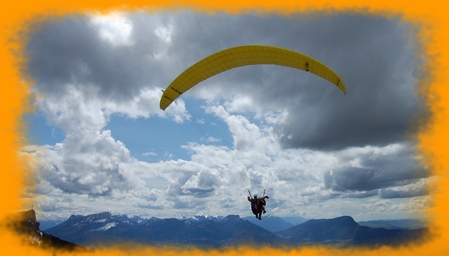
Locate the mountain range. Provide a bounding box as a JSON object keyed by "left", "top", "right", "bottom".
{"left": 242, "top": 215, "right": 296, "bottom": 232}
{"left": 43, "top": 211, "right": 429, "bottom": 249}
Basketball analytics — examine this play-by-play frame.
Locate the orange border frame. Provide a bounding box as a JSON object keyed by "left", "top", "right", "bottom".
{"left": 1, "top": 0, "right": 447, "bottom": 255}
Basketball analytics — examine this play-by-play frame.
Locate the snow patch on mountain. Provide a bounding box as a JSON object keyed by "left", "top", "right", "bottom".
{"left": 96, "top": 222, "right": 117, "bottom": 231}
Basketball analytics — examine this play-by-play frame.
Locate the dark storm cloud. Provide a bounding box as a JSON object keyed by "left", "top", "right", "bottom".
{"left": 324, "top": 167, "right": 383, "bottom": 191}
{"left": 24, "top": 14, "right": 169, "bottom": 102}
{"left": 166, "top": 12, "right": 427, "bottom": 151}
{"left": 379, "top": 182, "right": 428, "bottom": 198}
{"left": 271, "top": 15, "right": 426, "bottom": 150}
{"left": 24, "top": 12, "right": 426, "bottom": 151}
{"left": 323, "top": 165, "right": 427, "bottom": 192}
{"left": 341, "top": 190, "right": 379, "bottom": 199}
{"left": 323, "top": 145, "right": 430, "bottom": 198}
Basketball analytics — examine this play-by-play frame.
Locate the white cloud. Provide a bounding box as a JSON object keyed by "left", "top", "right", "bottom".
{"left": 103, "top": 87, "right": 164, "bottom": 118}
{"left": 225, "top": 95, "right": 255, "bottom": 113}
{"left": 205, "top": 136, "right": 221, "bottom": 143}
{"left": 162, "top": 98, "right": 191, "bottom": 123}
{"left": 155, "top": 24, "right": 173, "bottom": 43}
{"left": 142, "top": 152, "right": 157, "bottom": 157}
{"left": 38, "top": 130, "right": 145, "bottom": 196}
{"left": 35, "top": 84, "right": 107, "bottom": 133}
{"left": 89, "top": 12, "right": 134, "bottom": 46}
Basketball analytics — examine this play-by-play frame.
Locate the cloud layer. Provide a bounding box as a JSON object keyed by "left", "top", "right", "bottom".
{"left": 22, "top": 11, "right": 430, "bottom": 221}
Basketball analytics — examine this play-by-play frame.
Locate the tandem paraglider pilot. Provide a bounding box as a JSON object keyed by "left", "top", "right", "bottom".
{"left": 247, "top": 194, "right": 269, "bottom": 220}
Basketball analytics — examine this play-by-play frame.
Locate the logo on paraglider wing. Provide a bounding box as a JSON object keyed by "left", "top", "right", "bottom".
{"left": 170, "top": 86, "right": 183, "bottom": 95}
{"left": 304, "top": 61, "right": 309, "bottom": 71}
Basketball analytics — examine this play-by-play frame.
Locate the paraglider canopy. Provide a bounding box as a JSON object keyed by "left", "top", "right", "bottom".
{"left": 160, "top": 45, "right": 347, "bottom": 110}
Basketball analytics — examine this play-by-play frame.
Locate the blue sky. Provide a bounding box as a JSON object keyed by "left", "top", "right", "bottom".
{"left": 104, "top": 99, "right": 234, "bottom": 162}
{"left": 20, "top": 11, "right": 432, "bottom": 222}
{"left": 26, "top": 98, "right": 235, "bottom": 162}
{"left": 26, "top": 111, "right": 65, "bottom": 146}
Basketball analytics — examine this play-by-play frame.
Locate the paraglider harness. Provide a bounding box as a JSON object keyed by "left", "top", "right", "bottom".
{"left": 248, "top": 189, "right": 269, "bottom": 220}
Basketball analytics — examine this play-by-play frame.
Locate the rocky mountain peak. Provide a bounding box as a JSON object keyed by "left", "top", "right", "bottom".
{"left": 7, "top": 209, "right": 85, "bottom": 252}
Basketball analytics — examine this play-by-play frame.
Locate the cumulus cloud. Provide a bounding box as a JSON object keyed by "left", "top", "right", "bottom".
{"left": 34, "top": 131, "right": 143, "bottom": 196}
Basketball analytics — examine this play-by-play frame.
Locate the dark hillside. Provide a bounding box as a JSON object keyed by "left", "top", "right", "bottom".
{"left": 7, "top": 209, "right": 86, "bottom": 252}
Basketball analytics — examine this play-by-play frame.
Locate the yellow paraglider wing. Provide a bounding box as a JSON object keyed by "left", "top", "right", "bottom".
{"left": 160, "top": 45, "right": 347, "bottom": 110}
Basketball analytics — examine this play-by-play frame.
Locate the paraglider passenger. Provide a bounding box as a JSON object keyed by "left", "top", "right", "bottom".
{"left": 247, "top": 194, "right": 269, "bottom": 220}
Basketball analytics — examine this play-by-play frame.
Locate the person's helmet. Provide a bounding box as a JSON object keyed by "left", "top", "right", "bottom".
{"left": 254, "top": 194, "right": 258, "bottom": 198}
